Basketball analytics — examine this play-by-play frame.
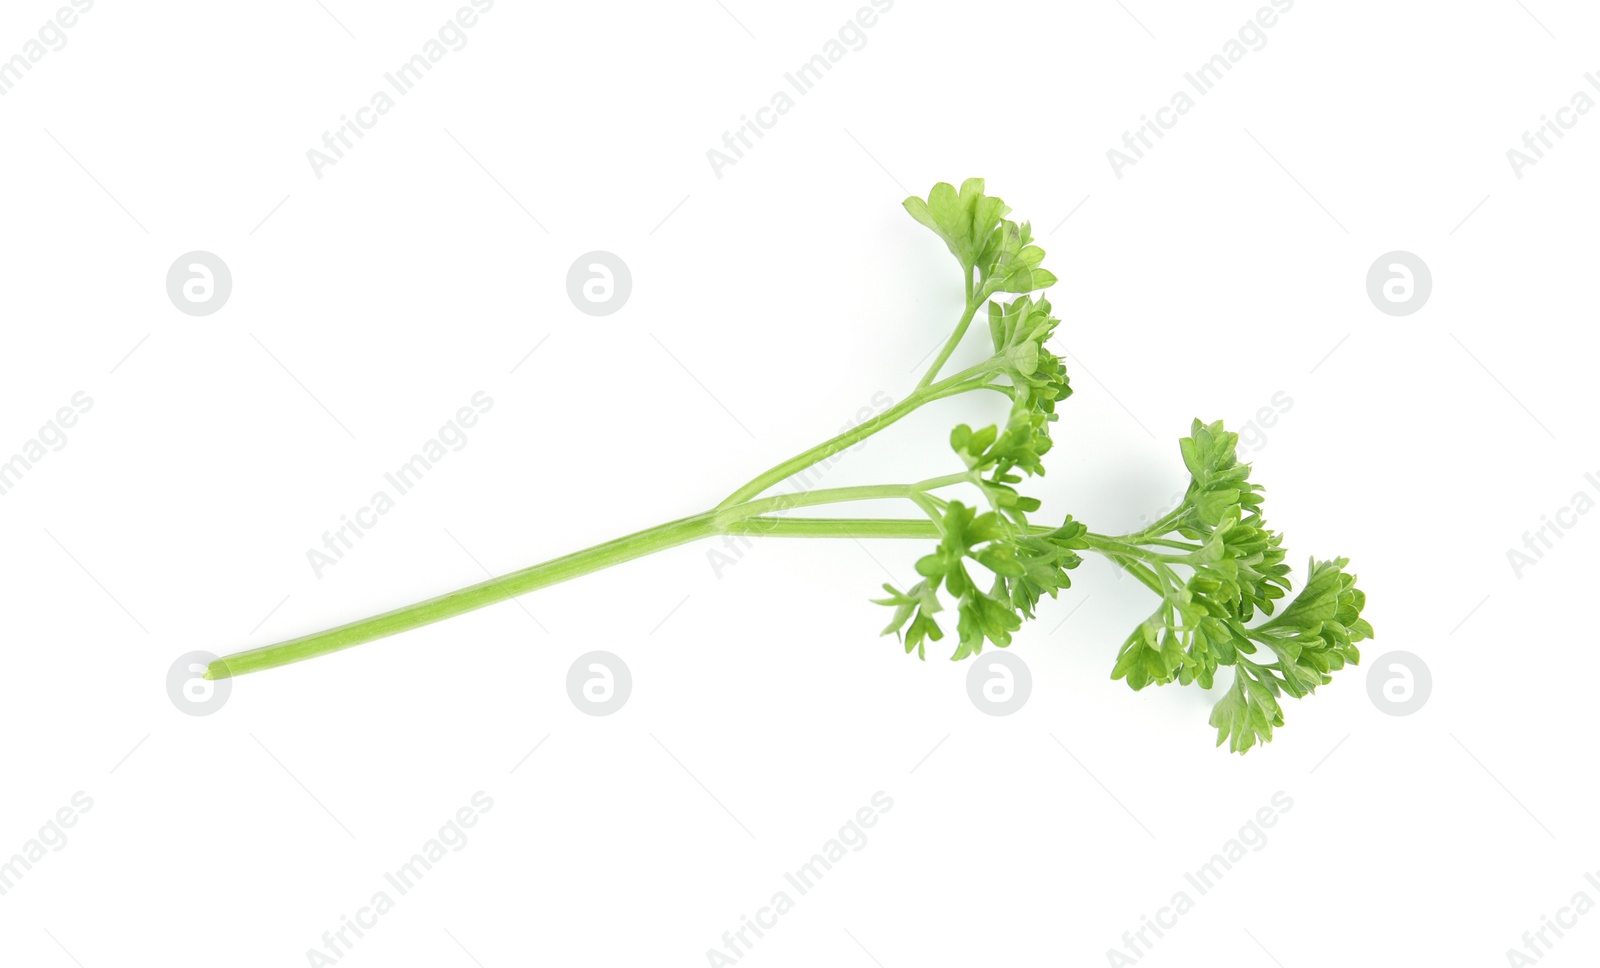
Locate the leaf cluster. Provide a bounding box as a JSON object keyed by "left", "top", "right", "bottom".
{"left": 902, "top": 178, "right": 1057, "bottom": 295}
{"left": 881, "top": 180, "right": 1372, "bottom": 753}
{"left": 874, "top": 499, "right": 1087, "bottom": 662}
{"left": 1106, "top": 421, "right": 1373, "bottom": 752}
{"left": 989, "top": 295, "right": 1072, "bottom": 423}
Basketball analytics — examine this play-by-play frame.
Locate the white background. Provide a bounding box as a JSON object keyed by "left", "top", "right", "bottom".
{"left": 2, "top": 1, "right": 1596, "bottom": 965}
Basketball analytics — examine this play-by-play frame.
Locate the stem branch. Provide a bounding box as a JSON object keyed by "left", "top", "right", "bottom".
{"left": 716, "top": 361, "right": 998, "bottom": 509}
{"left": 916, "top": 283, "right": 982, "bottom": 390}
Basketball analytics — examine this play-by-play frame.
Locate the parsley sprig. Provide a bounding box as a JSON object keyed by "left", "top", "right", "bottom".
{"left": 207, "top": 179, "right": 1371, "bottom": 754}
{"left": 1088, "top": 420, "right": 1371, "bottom": 751}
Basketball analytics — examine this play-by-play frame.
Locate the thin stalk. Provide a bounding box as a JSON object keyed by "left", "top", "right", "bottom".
{"left": 210, "top": 488, "right": 981, "bottom": 680}
{"left": 908, "top": 492, "right": 947, "bottom": 531}
{"left": 1101, "top": 554, "right": 1168, "bottom": 600}
{"left": 212, "top": 352, "right": 1022, "bottom": 680}
{"left": 722, "top": 517, "right": 946, "bottom": 539}
{"left": 1153, "top": 540, "right": 1205, "bottom": 552}
{"left": 207, "top": 463, "right": 1179, "bottom": 679}
{"left": 1081, "top": 533, "right": 1185, "bottom": 603}
{"left": 716, "top": 362, "right": 999, "bottom": 509}
{"left": 205, "top": 511, "right": 723, "bottom": 679}
{"left": 1126, "top": 505, "right": 1192, "bottom": 542}
{"left": 719, "top": 484, "right": 922, "bottom": 522}
{"left": 915, "top": 472, "right": 974, "bottom": 491}
{"left": 1083, "top": 531, "right": 1196, "bottom": 563}
{"left": 915, "top": 278, "right": 981, "bottom": 390}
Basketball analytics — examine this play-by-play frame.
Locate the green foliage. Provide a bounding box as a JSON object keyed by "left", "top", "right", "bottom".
{"left": 903, "top": 179, "right": 1058, "bottom": 294}
{"left": 989, "top": 295, "right": 1073, "bottom": 422}
{"left": 1101, "top": 422, "right": 1372, "bottom": 752}
{"left": 874, "top": 499, "right": 1087, "bottom": 661}
{"left": 1207, "top": 557, "right": 1369, "bottom": 754}
{"left": 892, "top": 184, "right": 1372, "bottom": 752}
{"left": 211, "top": 177, "right": 1372, "bottom": 758}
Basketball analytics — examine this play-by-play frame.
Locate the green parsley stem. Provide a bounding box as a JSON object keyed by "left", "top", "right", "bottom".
{"left": 206, "top": 510, "right": 1213, "bottom": 680}
{"left": 206, "top": 510, "right": 725, "bottom": 680}
{"left": 209, "top": 483, "right": 988, "bottom": 680}
{"left": 715, "top": 361, "right": 1000, "bottom": 510}
{"left": 915, "top": 284, "right": 982, "bottom": 390}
